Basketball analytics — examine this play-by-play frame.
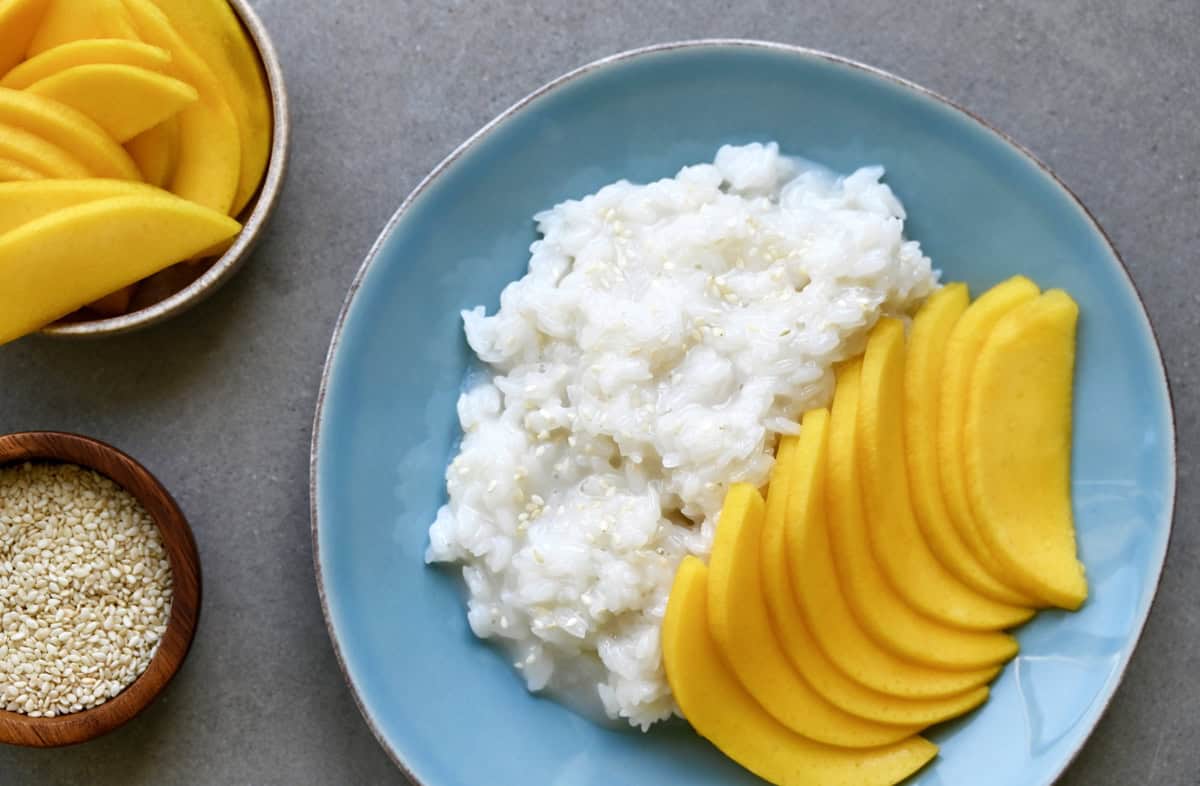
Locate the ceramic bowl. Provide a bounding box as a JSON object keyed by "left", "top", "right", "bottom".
{"left": 312, "top": 41, "right": 1175, "bottom": 786}
{"left": 40, "top": 0, "right": 289, "bottom": 339}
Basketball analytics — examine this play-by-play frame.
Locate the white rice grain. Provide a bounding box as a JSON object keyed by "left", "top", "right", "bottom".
{"left": 426, "top": 142, "right": 937, "bottom": 729}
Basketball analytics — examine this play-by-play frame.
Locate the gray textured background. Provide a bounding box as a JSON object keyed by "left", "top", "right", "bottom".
{"left": 1, "top": 0, "right": 1196, "bottom": 784}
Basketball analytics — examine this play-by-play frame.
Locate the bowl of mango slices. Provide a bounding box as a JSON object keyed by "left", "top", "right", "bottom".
{"left": 0, "top": 0, "right": 288, "bottom": 345}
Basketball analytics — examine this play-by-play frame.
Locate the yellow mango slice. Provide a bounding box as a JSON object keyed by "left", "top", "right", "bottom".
{"left": 26, "top": 64, "right": 198, "bottom": 143}
{"left": 125, "top": 115, "right": 178, "bottom": 186}
{"left": 827, "top": 358, "right": 1019, "bottom": 668}
{"left": 765, "top": 421, "right": 988, "bottom": 726}
{"left": 122, "top": 0, "right": 240, "bottom": 214}
{"left": 191, "top": 232, "right": 234, "bottom": 262}
{"left": 0, "top": 193, "right": 240, "bottom": 344}
{"left": 0, "top": 0, "right": 52, "bottom": 75}
{"left": 708, "top": 483, "right": 914, "bottom": 747}
{"left": 0, "top": 178, "right": 157, "bottom": 233}
{"left": 25, "top": 0, "right": 139, "bottom": 57}
{"left": 663, "top": 557, "right": 937, "bottom": 786}
{"left": 0, "top": 156, "right": 41, "bottom": 181}
{"left": 859, "top": 318, "right": 1033, "bottom": 630}
{"left": 966, "top": 291, "right": 1087, "bottom": 610}
{"left": 2, "top": 39, "right": 171, "bottom": 90}
{"left": 785, "top": 408, "right": 999, "bottom": 699}
{"left": 149, "top": 0, "right": 271, "bottom": 216}
{"left": 906, "top": 285, "right": 1037, "bottom": 607}
{"left": 939, "top": 277, "right": 1044, "bottom": 601}
{"left": 0, "top": 121, "right": 88, "bottom": 177}
{"left": 0, "top": 88, "right": 140, "bottom": 180}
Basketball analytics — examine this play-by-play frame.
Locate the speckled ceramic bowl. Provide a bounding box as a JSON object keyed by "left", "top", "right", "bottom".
{"left": 40, "top": 0, "right": 289, "bottom": 339}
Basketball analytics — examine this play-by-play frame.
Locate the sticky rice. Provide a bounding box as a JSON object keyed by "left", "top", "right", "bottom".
{"left": 426, "top": 142, "right": 938, "bottom": 729}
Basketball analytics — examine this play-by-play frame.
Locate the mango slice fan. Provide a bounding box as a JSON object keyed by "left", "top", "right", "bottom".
{"left": 662, "top": 276, "right": 1085, "bottom": 786}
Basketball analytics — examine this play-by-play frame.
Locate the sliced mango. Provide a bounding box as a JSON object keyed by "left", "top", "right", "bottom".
{"left": 0, "top": 193, "right": 240, "bottom": 344}
{"left": 0, "top": 156, "right": 41, "bottom": 181}
{"left": 0, "top": 178, "right": 157, "bottom": 234}
{"left": 663, "top": 557, "right": 937, "bottom": 786}
{"left": 859, "top": 318, "right": 1033, "bottom": 630}
{"left": 26, "top": 63, "right": 198, "bottom": 143}
{"left": 785, "top": 408, "right": 999, "bottom": 700}
{"left": 827, "top": 358, "right": 1019, "bottom": 669}
{"left": 0, "top": 0, "right": 52, "bottom": 75}
{"left": 708, "top": 483, "right": 914, "bottom": 748}
{"left": 2, "top": 38, "right": 171, "bottom": 89}
{"left": 966, "top": 291, "right": 1087, "bottom": 610}
{"left": 0, "top": 121, "right": 88, "bottom": 177}
{"left": 939, "top": 277, "right": 1044, "bottom": 601}
{"left": 148, "top": 0, "right": 271, "bottom": 215}
{"left": 25, "top": 0, "right": 139, "bottom": 56}
{"left": 122, "top": 0, "right": 240, "bottom": 214}
{"left": 765, "top": 420, "right": 989, "bottom": 726}
{"left": 191, "top": 231, "right": 234, "bottom": 262}
{"left": 0, "top": 88, "right": 140, "bottom": 180}
{"left": 906, "top": 285, "right": 1037, "bottom": 607}
{"left": 125, "top": 115, "right": 178, "bottom": 186}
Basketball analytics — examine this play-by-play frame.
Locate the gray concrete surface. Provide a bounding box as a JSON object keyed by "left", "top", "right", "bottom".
{"left": 1, "top": 0, "right": 1197, "bottom": 783}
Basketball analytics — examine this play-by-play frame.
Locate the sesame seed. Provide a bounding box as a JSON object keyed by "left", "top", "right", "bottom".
{"left": 0, "top": 463, "right": 173, "bottom": 718}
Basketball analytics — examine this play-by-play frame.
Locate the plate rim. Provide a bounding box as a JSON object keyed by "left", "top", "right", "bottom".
{"left": 309, "top": 38, "right": 1178, "bottom": 786}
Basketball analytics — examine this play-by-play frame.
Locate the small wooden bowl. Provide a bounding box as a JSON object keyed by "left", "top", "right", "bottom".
{"left": 0, "top": 432, "right": 201, "bottom": 747}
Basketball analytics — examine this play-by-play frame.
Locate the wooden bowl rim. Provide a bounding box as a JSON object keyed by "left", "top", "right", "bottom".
{"left": 0, "top": 431, "right": 201, "bottom": 747}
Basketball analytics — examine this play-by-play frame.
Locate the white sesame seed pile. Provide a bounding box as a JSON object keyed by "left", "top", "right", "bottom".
{"left": 0, "top": 462, "right": 173, "bottom": 718}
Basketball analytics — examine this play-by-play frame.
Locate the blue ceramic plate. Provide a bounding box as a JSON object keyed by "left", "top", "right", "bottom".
{"left": 312, "top": 41, "right": 1175, "bottom": 786}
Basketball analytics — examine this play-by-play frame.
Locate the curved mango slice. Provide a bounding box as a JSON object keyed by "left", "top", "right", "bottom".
{"left": 709, "top": 483, "right": 914, "bottom": 748}
{"left": 906, "top": 285, "right": 1037, "bottom": 607}
{"left": 0, "top": 88, "right": 140, "bottom": 180}
{"left": 0, "top": 193, "right": 240, "bottom": 344}
{"left": 966, "top": 291, "right": 1087, "bottom": 610}
{"left": 939, "top": 277, "right": 1044, "bottom": 602}
{"left": 766, "top": 419, "right": 989, "bottom": 726}
{"left": 0, "top": 157, "right": 42, "bottom": 181}
{"left": 827, "top": 358, "right": 1019, "bottom": 669}
{"left": 859, "top": 318, "right": 1033, "bottom": 630}
{"left": 0, "top": 121, "right": 88, "bottom": 177}
{"left": 0, "top": 0, "right": 51, "bottom": 75}
{"left": 26, "top": 0, "right": 139, "bottom": 57}
{"left": 26, "top": 63, "right": 198, "bottom": 143}
{"left": 125, "top": 115, "right": 179, "bottom": 186}
{"left": 663, "top": 557, "right": 937, "bottom": 786}
{"left": 785, "top": 409, "right": 999, "bottom": 699}
{"left": 2, "top": 39, "right": 171, "bottom": 89}
{"left": 148, "top": 0, "right": 272, "bottom": 216}
{"left": 0, "top": 178, "right": 157, "bottom": 233}
{"left": 122, "top": 0, "right": 241, "bottom": 215}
